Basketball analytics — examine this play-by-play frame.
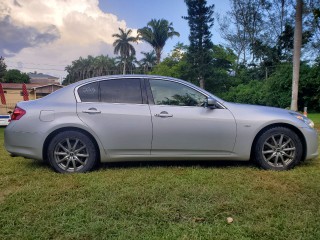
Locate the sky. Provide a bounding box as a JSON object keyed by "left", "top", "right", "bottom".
{"left": 0, "top": 0, "right": 230, "bottom": 81}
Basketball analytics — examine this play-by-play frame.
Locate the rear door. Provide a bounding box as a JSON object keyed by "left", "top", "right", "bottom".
{"left": 76, "top": 78, "right": 152, "bottom": 156}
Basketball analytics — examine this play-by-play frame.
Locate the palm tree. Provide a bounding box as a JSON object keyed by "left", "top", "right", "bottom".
{"left": 139, "top": 50, "right": 157, "bottom": 72}
{"left": 112, "top": 28, "right": 138, "bottom": 74}
{"left": 138, "top": 19, "right": 180, "bottom": 64}
{"left": 115, "top": 54, "right": 138, "bottom": 74}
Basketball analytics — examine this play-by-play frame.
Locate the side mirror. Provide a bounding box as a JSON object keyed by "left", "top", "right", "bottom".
{"left": 205, "top": 98, "right": 218, "bottom": 109}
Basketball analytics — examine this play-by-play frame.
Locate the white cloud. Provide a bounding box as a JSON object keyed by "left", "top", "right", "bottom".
{"left": 1, "top": 0, "right": 141, "bottom": 79}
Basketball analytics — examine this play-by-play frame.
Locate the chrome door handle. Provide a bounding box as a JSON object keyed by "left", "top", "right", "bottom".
{"left": 82, "top": 108, "right": 101, "bottom": 114}
{"left": 155, "top": 111, "right": 173, "bottom": 118}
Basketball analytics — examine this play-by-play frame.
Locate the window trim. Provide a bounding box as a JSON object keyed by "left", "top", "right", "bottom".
{"left": 75, "top": 78, "right": 146, "bottom": 104}
{"left": 74, "top": 76, "right": 225, "bottom": 109}
{"left": 146, "top": 78, "right": 210, "bottom": 108}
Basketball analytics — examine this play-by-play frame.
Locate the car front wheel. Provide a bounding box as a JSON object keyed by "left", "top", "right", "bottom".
{"left": 47, "top": 130, "right": 97, "bottom": 173}
{"left": 254, "top": 127, "right": 303, "bottom": 170}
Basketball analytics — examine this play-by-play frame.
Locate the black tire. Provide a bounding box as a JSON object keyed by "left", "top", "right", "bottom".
{"left": 47, "top": 130, "right": 97, "bottom": 173}
{"left": 254, "top": 127, "right": 303, "bottom": 170}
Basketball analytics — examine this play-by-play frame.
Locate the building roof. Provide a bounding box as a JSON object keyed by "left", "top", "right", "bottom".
{"left": 1, "top": 83, "right": 62, "bottom": 90}
{"left": 28, "top": 73, "right": 59, "bottom": 79}
{"left": 32, "top": 83, "right": 63, "bottom": 90}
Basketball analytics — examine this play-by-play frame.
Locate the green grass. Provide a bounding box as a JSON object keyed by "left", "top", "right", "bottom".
{"left": 0, "top": 120, "right": 320, "bottom": 239}
{"left": 309, "top": 113, "right": 320, "bottom": 130}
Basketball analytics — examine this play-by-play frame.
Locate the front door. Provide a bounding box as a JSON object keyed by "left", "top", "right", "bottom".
{"left": 148, "top": 79, "right": 236, "bottom": 156}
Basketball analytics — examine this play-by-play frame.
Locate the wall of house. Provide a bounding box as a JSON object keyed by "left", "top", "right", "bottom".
{"left": 0, "top": 89, "right": 35, "bottom": 114}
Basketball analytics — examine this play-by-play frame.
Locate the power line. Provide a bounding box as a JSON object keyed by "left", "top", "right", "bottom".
{"left": 7, "top": 65, "right": 66, "bottom": 72}
{"left": 4, "top": 60, "right": 67, "bottom": 67}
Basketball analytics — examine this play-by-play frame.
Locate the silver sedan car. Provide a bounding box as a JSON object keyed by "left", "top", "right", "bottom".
{"left": 4, "top": 75, "right": 318, "bottom": 173}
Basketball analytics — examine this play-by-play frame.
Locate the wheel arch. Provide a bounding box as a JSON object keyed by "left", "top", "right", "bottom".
{"left": 42, "top": 127, "right": 101, "bottom": 163}
{"left": 250, "top": 123, "right": 307, "bottom": 161}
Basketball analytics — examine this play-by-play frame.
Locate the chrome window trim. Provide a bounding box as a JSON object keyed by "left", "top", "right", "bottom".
{"left": 74, "top": 75, "right": 226, "bottom": 109}
{"left": 148, "top": 78, "right": 226, "bottom": 109}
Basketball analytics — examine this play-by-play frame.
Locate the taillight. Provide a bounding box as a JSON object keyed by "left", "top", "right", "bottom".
{"left": 11, "top": 106, "right": 26, "bottom": 121}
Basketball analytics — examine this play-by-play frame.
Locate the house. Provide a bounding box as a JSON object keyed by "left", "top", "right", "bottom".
{"left": 0, "top": 83, "right": 63, "bottom": 114}
{"left": 28, "top": 72, "right": 60, "bottom": 84}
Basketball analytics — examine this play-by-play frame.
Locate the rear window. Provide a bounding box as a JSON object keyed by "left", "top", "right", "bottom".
{"left": 100, "top": 79, "right": 142, "bottom": 104}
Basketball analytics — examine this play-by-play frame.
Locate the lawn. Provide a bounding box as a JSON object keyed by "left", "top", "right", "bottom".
{"left": 0, "top": 116, "right": 319, "bottom": 240}
{"left": 309, "top": 113, "right": 320, "bottom": 130}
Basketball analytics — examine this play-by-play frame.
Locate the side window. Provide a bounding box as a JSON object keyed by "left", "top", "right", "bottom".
{"left": 78, "top": 82, "right": 99, "bottom": 102}
{"left": 149, "top": 80, "right": 207, "bottom": 107}
{"left": 100, "top": 79, "right": 142, "bottom": 104}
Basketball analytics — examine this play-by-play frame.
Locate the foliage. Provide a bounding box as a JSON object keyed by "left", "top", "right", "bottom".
{"left": 219, "top": 80, "right": 267, "bottom": 105}
{"left": 115, "top": 54, "right": 139, "bottom": 74}
{"left": 150, "top": 55, "right": 188, "bottom": 79}
{"left": 297, "top": 64, "right": 320, "bottom": 112}
{"left": 150, "top": 43, "right": 189, "bottom": 80}
{"left": 4, "top": 69, "right": 30, "bottom": 83}
{"left": 218, "top": 0, "right": 318, "bottom": 66}
{"left": 183, "top": 0, "right": 214, "bottom": 89}
{"left": 151, "top": 44, "right": 238, "bottom": 94}
{"left": 0, "top": 56, "right": 6, "bottom": 81}
{"left": 139, "top": 51, "right": 157, "bottom": 72}
{"left": 63, "top": 55, "right": 142, "bottom": 85}
{"left": 221, "top": 63, "right": 320, "bottom": 112}
{"left": 63, "top": 55, "right": 116, "bottom": 85}
{"left": 0, "top": 128, "right": 320, "bottom": 239}
{"left": 205, "top": 44, "right": 237, "bottom": 94}
{"left": 138, "top": 19, "right": 180, "bottom": 64}
{"left": 218, "top": 0, "right": 265, "bottom": 65}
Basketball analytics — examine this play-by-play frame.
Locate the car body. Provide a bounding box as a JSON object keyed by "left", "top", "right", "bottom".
{"left": 0, "top": 115, "right": 11, "bottom": 126}
{"left": 4, "top": 75, "right": 318, "bottom": 172}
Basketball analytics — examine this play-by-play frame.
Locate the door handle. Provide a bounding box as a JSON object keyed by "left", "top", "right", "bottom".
{"left": 82, "top": 108, "right": 101, "bottom": 114}
{"left": 155, "top": 111, "right": 173, "bottom": 118}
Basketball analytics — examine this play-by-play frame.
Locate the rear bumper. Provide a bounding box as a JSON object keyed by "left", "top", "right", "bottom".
{"left": 4, "top": 127, "right": 43, "bottom": 160}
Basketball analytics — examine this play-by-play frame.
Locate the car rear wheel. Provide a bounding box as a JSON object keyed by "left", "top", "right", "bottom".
{"left": 47, "top": 131, "right": 97, "bottom": 173}
{"left": 254, "top": 127, "right": 303, "bottom": 170}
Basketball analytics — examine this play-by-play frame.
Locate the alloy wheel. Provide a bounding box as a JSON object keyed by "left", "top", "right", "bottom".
{"left": 53, "top": 137, "right": 89, "bottom": 172}
{"left": 262, "top": 133, "right": 296, "bottom": 168}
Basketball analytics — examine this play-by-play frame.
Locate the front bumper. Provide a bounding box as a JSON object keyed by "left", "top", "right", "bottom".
{"left": 301, "top": 127, "right": 319, "bottom": 160}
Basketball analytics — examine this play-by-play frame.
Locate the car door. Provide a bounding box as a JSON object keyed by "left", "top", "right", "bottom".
{"left": 76, "top": 78, "right": 152, "bottom": 156}
{"left": 148, "top": 79, "right": 236, "bottom": 155}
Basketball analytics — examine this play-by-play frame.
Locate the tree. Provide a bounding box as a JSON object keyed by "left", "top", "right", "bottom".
{"left": 218, "top": 0, "right": 265, "bottom": 66}
{"left": 183, "top": 0, "right": 214, "bottom": 89}
{"left": 138, "top": 19, "right": 180, "bottom": 64}
{"left": 139, "top": 51, "right": 157, "bottom": 72}
{"left": 63, "top": 55, "right": 118, "bottom": 85}
{"left": 151, "top": 43, "right": 189, "bottom": 79}
{"left": 0, "top": 56, "right": 6, "bottom": 81}
{"left": 115, "top": 54, "right": 138, "bottom": 74}
{"left": 291, "top": 0, "right": 303, "bottom": 111}
{"left": 4, "top": 69, "right": 30, "bottom": 83}
{"left": 112, "top": 28, "right": 138, "bottom": 74}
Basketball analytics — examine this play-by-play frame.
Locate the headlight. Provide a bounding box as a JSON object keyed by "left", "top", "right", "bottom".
{"left": 290, "top": 113, "right": 314, "bottom": 128}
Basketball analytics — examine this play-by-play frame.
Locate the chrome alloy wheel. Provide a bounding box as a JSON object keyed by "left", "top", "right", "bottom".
{"left": 53, "top": 138, "right": 89, "bottom": 172}
{"left": 262, "top": 133, "right": 296, "bottom": 167}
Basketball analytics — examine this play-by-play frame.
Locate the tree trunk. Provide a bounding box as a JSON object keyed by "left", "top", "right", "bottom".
{"left": 123, "top": 60, "right": 126, "bottom": 75}
{"left": 291, "top": 0, "right": 303, "bottom": 111}
{"left": 199, "top": 77, "right": 205, "bottom": 89}
{"left": 156, "top": 48, "right": 161, "bottom": 64}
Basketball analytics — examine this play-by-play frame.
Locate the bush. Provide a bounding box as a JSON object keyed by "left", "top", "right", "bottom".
{"left": 265, "top": 63, "right": 320, "bottom": 111}
{"left": 219, "top": 80, "right": 266, "bottom": 105}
